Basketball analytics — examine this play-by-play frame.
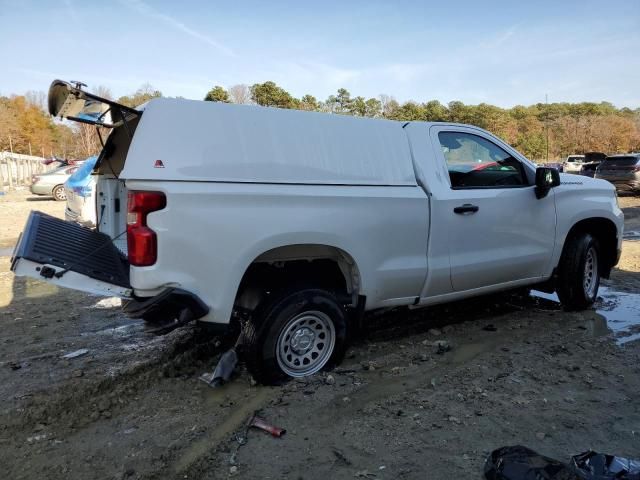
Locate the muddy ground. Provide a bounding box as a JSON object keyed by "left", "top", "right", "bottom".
{"left": 1, "top": 191, "right": 639, "bottom": 480}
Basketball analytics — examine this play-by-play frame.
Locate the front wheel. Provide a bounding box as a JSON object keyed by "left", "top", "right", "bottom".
{"left": 243, "top": 289, "right": 348, "bottom": 385}
{"left": 556, "top": 232, "right": 600, "bottom": 310}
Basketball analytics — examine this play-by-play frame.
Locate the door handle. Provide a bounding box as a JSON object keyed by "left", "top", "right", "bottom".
{"left": 453, "top": 204, "right": 479, "bottom": 214}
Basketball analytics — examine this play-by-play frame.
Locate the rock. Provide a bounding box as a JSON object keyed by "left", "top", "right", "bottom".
{"left": 102, "top": 410, "right": 112, "bottom": 419}
{"left": 229, "top": 465, "right": 238, "bottom": 475}
{"left": 325, "top": 374, "right": 336, "bottom": 385}
{"left": 342, "top": 396, "right": 351, "bottom": 403}
{"left": 536, "top": 432, "right": 546, "bottom": 440}
{"left": 361, "top": 361, "right": 378, "bottom": 371}
{"left": 97, "top": 398, "right": 111, "bottom": 412}
{"left": 8, "top": 361, "right": 21, "bottom": 370}
{"left": 435, "top": 340, "right": 451, "bottom": 354}
{"left": 428, "top": 328, "right": 442, "bottom": 336}
{"left": 72, "top": 369, "right": 83, "bottom": 378}
{"left": 448, "top": 416, "right": 461, "bottom": 424}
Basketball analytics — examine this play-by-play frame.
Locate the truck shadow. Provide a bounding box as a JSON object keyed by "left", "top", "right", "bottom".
{"left": 358, "top": 289, "right": 557, "bottom": 344}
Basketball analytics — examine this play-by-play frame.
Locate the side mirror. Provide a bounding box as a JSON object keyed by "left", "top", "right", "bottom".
{"left": 535, "top": 167, "right": 561, "bottom": 199}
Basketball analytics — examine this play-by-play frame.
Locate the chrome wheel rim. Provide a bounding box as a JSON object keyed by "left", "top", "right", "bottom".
{"left": 276, "top": 310, "right": 335, "bottom": 377}
{"left": 53, "top": 187, "right": 66, "bottom": 201}
{"left": 583, "top": 246, "right": 598, "bottom": 298}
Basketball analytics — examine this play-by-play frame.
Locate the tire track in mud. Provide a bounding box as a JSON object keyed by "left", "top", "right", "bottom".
{"left": 3, "top": 325, "right": 224, "bottom": 438}
{"left": 170, "top": 385, "right": 277, "bottom": 478}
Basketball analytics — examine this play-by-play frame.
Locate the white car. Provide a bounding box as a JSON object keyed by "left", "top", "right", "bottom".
{"left": 12, "top": 80, "right": 624, "bottom": 384}
{"left": 563, "top": 154, "right": 586, "bottom": 173}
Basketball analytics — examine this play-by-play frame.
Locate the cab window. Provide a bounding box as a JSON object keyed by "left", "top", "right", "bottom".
{"left": 438, "top": 131, "right": 527, "bottom": 188}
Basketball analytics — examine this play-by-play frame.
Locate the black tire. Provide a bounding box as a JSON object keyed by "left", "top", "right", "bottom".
{"left": 243, "top": 288, "right": 348, "bottom": 385}
{"left": 52, "top": 185, "right": 66, "bottom": 201}
{"left": 556, "top": 232, "right": 600, "bottom": 311}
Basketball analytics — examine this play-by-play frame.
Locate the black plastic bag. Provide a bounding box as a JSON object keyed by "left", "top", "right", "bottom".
{"left": 484, "top": 445, "right": 579, "bottom": 480}
{"left": 571, "top": 450, "right": 640, "bottom": 480}
{"left": 485, "top": 446, "right": 640, "bottom": 480}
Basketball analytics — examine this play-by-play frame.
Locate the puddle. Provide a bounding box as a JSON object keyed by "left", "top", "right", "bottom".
{"left": 532, "top": 287, "right": 640, "bottom": 344}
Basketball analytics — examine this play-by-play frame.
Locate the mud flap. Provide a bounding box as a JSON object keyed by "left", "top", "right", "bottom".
{"left": 10, "top": 211, "right": 132, "bottom": 298}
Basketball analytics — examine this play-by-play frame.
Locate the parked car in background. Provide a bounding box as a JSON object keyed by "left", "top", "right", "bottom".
{"left": 542, "top": 162, "right": 563, "bottom": 172}
{"left": 595, "top": 154, "right": 640, "bottom": 194}
{"left": 31, "top": 163, "right": 81, "bottom": 201}
{"left": 579, "top": 162, "right": 600, "bottom": 177}
{"left": 64, "top": 156, "right": 98, "bottom": 227}
{"left": 579, "top": 152, "right": 607, "bottom": 178}
{"left": 563, "top": 154, "right": 586, "bottom": 173}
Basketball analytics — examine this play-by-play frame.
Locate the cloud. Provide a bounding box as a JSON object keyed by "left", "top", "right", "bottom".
{"left": 118, "top": 0, "right": 236, "bottom": 57}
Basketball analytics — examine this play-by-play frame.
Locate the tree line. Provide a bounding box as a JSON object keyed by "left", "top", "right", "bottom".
{"left": 0, "top": 84, "right": 162, "bottom": 160}
{"left": 1, "top": 80, "right": 638, "bottom": 161}
{"left": 205, "top": 82, "right": 640, "bottom": 161}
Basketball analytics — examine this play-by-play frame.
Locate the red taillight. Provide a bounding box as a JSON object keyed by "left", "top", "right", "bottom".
{"left": 127, "top": 191, "right": 166, "bottom": 266}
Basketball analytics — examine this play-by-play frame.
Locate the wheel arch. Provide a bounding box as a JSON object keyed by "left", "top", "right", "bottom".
{"left": 233, "top": 243, "right": 364, "bottom": 313}
{"left": 559, "top": 217, "right": 619, "bottom": 278}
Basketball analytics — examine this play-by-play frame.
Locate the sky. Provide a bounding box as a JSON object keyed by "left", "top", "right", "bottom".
{"left": 0, "top": 0, "right": 638, "bottom": 108}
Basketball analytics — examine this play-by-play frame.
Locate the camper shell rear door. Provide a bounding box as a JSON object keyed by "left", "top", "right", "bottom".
{"left": 10, "top": 80, "right": 141, "bottom": 298}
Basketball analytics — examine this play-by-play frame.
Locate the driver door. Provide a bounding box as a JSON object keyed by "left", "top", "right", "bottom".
{"left": 430, "top": 126, "right": 556, "bottom": 292}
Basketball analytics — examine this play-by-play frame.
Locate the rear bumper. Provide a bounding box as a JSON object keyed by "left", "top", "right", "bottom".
{"left": 596, "top": 177, "right": 640, "bottom": 191}
{"left": 122, "top": 287, "right": 210, "bottom": 321}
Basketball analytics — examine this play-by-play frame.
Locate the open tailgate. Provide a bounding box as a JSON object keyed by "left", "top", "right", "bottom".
{"left": 11, "top": 211, "right": 132, "bottom": 298}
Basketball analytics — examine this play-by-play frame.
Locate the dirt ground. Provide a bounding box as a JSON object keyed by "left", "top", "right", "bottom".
{"left": 1, "top": 191, "right": 639, "bottom": 480}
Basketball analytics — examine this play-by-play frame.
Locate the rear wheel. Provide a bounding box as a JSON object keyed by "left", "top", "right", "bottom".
{"left": 52, "top": 185, "right": 66, "bottom": 201}
{"left": 243, "top": 289, "right": 348, "bottom": 385}
{"left": 556, "top": 232, "right": 600, "bottom": 310}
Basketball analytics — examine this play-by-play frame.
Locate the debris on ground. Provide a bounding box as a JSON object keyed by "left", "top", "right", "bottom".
{"left": 354, "top": 470, "right": 377, "bottom": 478}
{"left": 572, "top": 450, "right": 640, "bottom": 479}
{"left": 485, "top": 445, "right": 640, "bottom": 480}
{"left": 247, "top": 414, "right": 286, "bottom": 437}
{"left": 199, "top": 348, "right": 238, "bottom": 388}
{"left": 61, "top": 348, "right": 89, "bottom": 359}
{"left": 228, "top": 412, "right": 286, "bottom": 465}
{"left": 434, "top": 340, "right": 451, "bottom": 354}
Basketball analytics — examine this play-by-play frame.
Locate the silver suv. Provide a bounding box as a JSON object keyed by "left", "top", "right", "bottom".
{"left": 595, "top": 154, "right": 640, "bottom": 194}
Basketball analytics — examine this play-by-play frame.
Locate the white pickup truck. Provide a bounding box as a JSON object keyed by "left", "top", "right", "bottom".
{"left": 11, "top": 81, "right": 624, "bottom": 384}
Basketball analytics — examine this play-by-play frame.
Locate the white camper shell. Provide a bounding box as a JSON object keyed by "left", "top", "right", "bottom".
{"left": 11, "top": 80, "right": 624, "bottom": 384}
